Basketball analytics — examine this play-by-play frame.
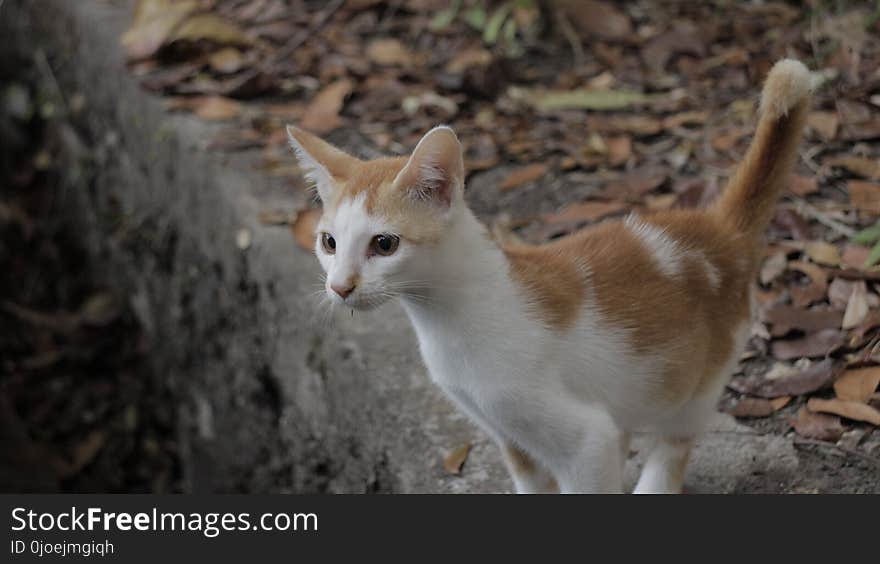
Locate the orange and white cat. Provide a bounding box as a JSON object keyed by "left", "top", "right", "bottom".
{"left": 287, "top": 59, "right": 812, "bottom": 493}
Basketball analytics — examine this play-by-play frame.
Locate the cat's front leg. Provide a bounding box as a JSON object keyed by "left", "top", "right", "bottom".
{"left": 500, "top": 443, "right": 559, "bottom": 494}
{"left": 554, "top": 410, "right": 626, "bottom": 494}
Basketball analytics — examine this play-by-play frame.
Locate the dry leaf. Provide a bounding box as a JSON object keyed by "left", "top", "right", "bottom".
{"left": 834, "top": 367, "right": 880, "bottom": 402}
{"left": 788, "top": 174, "right": 819, "bottom": 196}
{"left": 842, "top": 280, "right": 869, "bottom": 329}
{"left": 804, "top": 241, "right": 841, "bottom": 267}
{"left": 662, "top": 110, "right": 709, "bottom": 129}
{"left": 606, "top": 136, "right": 631, "bottom": 167}
{"left": 169, "top": 13, "right": 253, "bottom": 47}
{"left": 557, "top": 0, "right": 632, "bottom": 40}
{"left": 499, "top": 164, "right": 548, "bottom": 191}
{"left": 807, "top": 397, "right": 880, "bottom": 426}
{"left": 762, "top": 304, "right": 843, "bottom": 337}
{"left": 724, "top": 396, "right": 790, "bottom": 417}
{"left": 121, "top": 0, "right": 197, "bottom": 60}
{"left": 728, "top": 358, "right": 843, "bottom": 398}
{"left": 367, "top": 39, "right": 415, "bottom": 67}
{"left": 290, "top": 208, "right": 321, "bottom": 251}
{"left": 299, "top": 79, "right": 353, "bottom": 134}
{"left": 848, "top": 181, "right": 880, "bottom": 214}
{"left": 759, "top": 251, "right": 787, "bottom": 285}
{"left": 599, "top": 171, "right": 667, "bottom": 201}
{"left": 522, "top": 88, "right": 648, "bottom": 112}
{"left": 53, "top": 431, "right": 107, "bottom": 479}
{"left": 827, "top": 156, "right": 880, "bottom": 179}
{"left": 807, "top": 111, "right": 839, "bottom": 140}
{"left": 443, "top": 443, "right": 472, "bottom": 475}
{"left": 841, "top": 245, "right": 871, "bottom": 270}
{"left": 770, "top": 329, "right": 845, "bottom": 360}
{"left": 790, "top": 407, "right": 845, "bottom": 441}
{"left": 541, "top": 201, "right": 627, "bottom": 225}
{"left": 79, "top": 293, "right": 122, "bottom": 327}
{"left": 193, "top": 96, "right": 241, "bottom": 120}
{"left": 208, "top": 47, "right": 245, "bottom": 74}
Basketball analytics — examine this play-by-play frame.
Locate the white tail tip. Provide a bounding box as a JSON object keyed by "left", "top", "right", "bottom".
{"left": 759, "top": 59, "right": 813, "bottom": 119}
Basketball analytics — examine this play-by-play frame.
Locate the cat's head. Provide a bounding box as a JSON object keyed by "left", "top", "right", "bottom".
{"left": 287, "top": 125, "right": 465, "bottom": 310}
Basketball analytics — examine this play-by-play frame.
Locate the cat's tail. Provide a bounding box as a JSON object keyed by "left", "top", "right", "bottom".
{"left": 712, "top": 59, "right": 813, "bottom": 238}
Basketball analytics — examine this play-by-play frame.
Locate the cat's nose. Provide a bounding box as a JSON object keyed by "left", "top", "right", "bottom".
{"left": 331, "top": 283, "right": 355, "bottom": 299}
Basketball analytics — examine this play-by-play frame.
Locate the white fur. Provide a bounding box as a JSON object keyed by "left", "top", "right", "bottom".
{"left": 625, "top": 215, "right": 685, "bottom": 278}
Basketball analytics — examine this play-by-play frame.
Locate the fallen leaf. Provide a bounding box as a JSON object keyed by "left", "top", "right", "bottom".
{"left": 606, "top": 136, "right": 631, "bottom": 167}
{"left": 848, "top": 181, "right": 880, "bottom": 214}
{"left": 367, "top": 39, "right": 415, "bottom": 67}
{"left": 642, "top": 21, "right": 706, "bottom": 70}
{"left": 834, "top": 367, "right": 880, "bottom": 402}
{"left": 169, "top": 13, "right": 253, "bottom": 47}
{"left": 193, "top": 96, "right": 241, "bottom": 120}
{"left": 827, "top": 277, "right": 854, "bottom": 310}
{"left": 728, "top": 358, "right": 843, "bottom": 398}
{"left": 290, "top": 208, "right": 321, "bottom": 251}
{"left": 444, "top": 47, "right": 493, "bottom": 74}
{"left": 78, "top": 292, "right": 122, "bottom": 327}
{"left": 523, "top": 88, "right": 648, "bottom": 112}
{"left": 804, "top": 241, "right": 841, "bottom": 267}
{"left": 601, "top": 115, "right": 663, "bottom": 136}
{"left": 790, "top": 407, "right": 845, "bottom": 441}
{"left": 807, "top": 111, "right": 839, "bottom": 140}
{"left": 299, "top": 79, "right": 353, "bottom": 134}
{"left": 724, "top": 396, "right": 790, "bottom": 418}
{"left": 208, "top": 47, "right": 245, "bottom": 74}
{"left": 827, "top": 156, "right": 880, "bottom": 179}
{"left": 842, "top": 280, "right": 869, "bottom": 329}
{"left": 773, "top": 208, "right": 811, "bottom": 241}
{"left": 443, "top": 443, "right": 472, "bottom": 475}
{"left": 557, "top": 0, "right": 632, "bottom": 40}
{"left": 498, "top": 164, "right": 548, "bottom": 191}
{"left": 788, "top": 174, "right": 819, "bottom": 196}
{"left": 54, "top": 431, "right": 107, "bottom": 479}
{"left": 541, "top": 201, "right": 627, "bottom": 225}
{"left": 712, "top": 127, "right": 750, "bottom": 152}
{"left": 120, "top": 0, "right": 197, "bottom": 60}
{"left": 807, "top": 397, "right": 880, "bottom": 426}
{"left": 598, "top": 171, "right": 667, "bottom": 201}
{"left": 662, "top": 110, "right": 709, "bottom": 129}
{"left": 762, "top": 304, "right": 843, "bottom": 337}
{"left": 841, "top": 245, "right": 871, "bottom": 270}
{"left": 788, "top": 260, "right": 828, "bottom": 307}
{"left": 770, "top": 329, "right": 845, "bottom": 360}
{"left": 759, "top": 251, "right": 788, "bottom": 285}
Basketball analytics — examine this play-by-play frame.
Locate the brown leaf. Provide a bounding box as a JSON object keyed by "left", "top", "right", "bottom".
{"left": 121, "top": 0, "right": 197, "bottom": 60}
{"left": 558, "top": 0, "right": 632, "bottom": 40}
{"left": 762, "top": 304, "right": 843, "bottom": 337}
{"left": 834, "top": 367, "right": 880, "bottom": 403}
{"left": 848, "top": 181, "right": 880, "bottom": 214}
{"left": 290, "top": 208, "right": 321, "bottom": 251}
{"left": 599, "top": 171, "right": 667, "bottom": 201}
{"left": 299, "top": 79, "right": 353, "bottom": 134}
{"left": 841, "top": 245, "right": 871, "bottom": 270}
{"left": 443, "top": 443, "right": 472, "bottom": 475}
{"left": 541, "top": 201, "right": 627, "bottom": 226}
{"left": 601, "top": 115, "right": 663, "bottom": 136}
{"left": 498, "top": 164, "right": 548, "bottom": 191}
{"left": 193, "top": 96, "right": 241, "bottom": 121}
{"left": 606, "top": 136, "right": 631, "bottom": 167}
{"left": 788, "top": 260, "right": 828, "bottom": 307}
{"left": 790, "top": 407, "right": 845, "bottom": 441}
{"left": 208, "top": 47, "right": 245, "bottom": 74}
{"left": 169, "top": 13, "right": 253, "bottom": 47}
{"left": 367, "top": 39, "right": 415, "bottom": 67}
{"left": 788, "top": 174, "right": 819, "bottom": 196}
{"left": 807, "top": 397, "right": 880, "bottom": 426}
{"left": 807, "top": 111, "right": 839, "bottom": 140}
{"left": 770, "top": 329, "right": 845, "bottom": 360}
{"left": 759, "top": 251, "right": 788, "bottom": 285}
{"left": 662, "top": 110, "right": 709, "bottom": 129}
{"left": 804, "top": 241, "right": 841, "bottom": 267}
{"left": 773, "top": 207, "right": 812, "bottom": 240}
{"left": 842, "top": 280, "right": 869, "bottom": 329}
{"left": 729, "top": 358, "right": 843, "bottom": 398}
{"left": 724, "top": 396, "right": 790, "bottom": 418}
{"left": 827, "top": 156, "right": 880, "bottom": 179}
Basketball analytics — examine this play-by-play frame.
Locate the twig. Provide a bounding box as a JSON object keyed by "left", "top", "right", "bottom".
{"left": 793, "top": 436, "right": 880, "bottom": 468}
{"left": 274, "top": 0, "right": 345, "bottom": 63}
{"left": 554, "top": 9, "right": 584, "bottom": 67}
{"left": 791, "top": 198, "right": 857, "bottom": 238}
{"left": 33, "top": 49, "right": 67, "bottom": 113}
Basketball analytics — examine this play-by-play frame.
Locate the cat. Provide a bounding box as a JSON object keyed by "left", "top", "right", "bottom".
{"left": 286, "top": 59, "right": 812, "bottom": 493}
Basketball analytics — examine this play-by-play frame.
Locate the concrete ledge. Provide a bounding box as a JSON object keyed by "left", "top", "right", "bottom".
{"left": 7, "top": 0, "right": 862, "bottom": 494}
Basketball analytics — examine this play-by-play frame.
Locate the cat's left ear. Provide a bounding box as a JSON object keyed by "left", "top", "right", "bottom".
{"left": 393, "top": 126, "right": 464, "bottom": 209}
{"left": 286, "top": 125, "right": 359, "bottom": 204}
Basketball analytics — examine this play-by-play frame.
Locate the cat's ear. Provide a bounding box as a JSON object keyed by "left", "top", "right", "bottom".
{"left": 393, "top": 126, "right": 464, "bottom": 209}
{"left": 286, "top": 125, "right": 359, "bottom": 204}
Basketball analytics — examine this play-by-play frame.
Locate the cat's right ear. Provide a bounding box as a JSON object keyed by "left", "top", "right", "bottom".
{"left": 286, "top": 125, "right": 359, "bottom": 204}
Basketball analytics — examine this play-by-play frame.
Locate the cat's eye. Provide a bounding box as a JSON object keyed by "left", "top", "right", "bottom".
{"left": 370, "top": 234, "right": 400, "bottom": 256}
{"left": 320, "top": 232, "right": 336, "bottom": 254}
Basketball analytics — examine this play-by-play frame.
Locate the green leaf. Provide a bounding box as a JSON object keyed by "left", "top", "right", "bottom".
{"left": 867, "top": 240, "right": 880, "bottom": 268}
{"left": 463, "top": 3, "right": 487, "bottom": 30}
{"left": 429, "top": 0, "right": 461, "bottom": 31}
{"left": 483, "top": 4, "right": 511, "bottom": 44}
{"left": 852, "top": 221, "right": 880, "bottom": 245}
{"left": 528, "top": 89, "right": 648, "bottom": 111}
